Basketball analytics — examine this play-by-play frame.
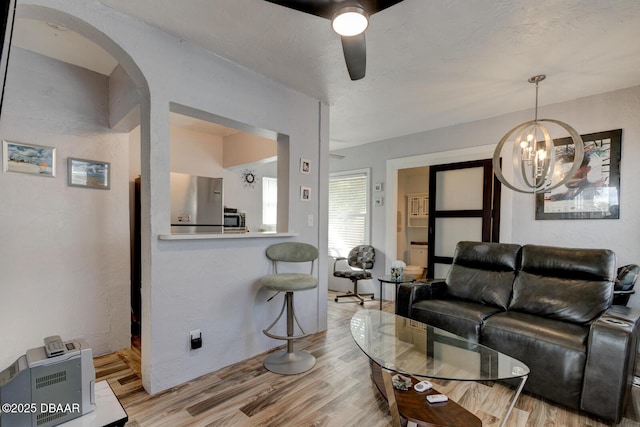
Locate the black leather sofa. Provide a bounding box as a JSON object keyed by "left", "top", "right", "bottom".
{"left": 396, "top": 241, "right": 640, "bottom": 422}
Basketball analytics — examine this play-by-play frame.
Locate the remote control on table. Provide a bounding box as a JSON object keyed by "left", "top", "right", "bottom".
{"left": 44, "top": 335, "right": 65, "bottom": 358}
{"left": 426, "top": 394, "right": 448, "bottom": 403}
{"left": 414, "top": 381, "right": 433, "bottom": 392}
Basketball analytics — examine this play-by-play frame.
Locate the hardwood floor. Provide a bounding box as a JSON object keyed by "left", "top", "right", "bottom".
{"left": 94, "top": 291, "right": 640, "bottom": 426}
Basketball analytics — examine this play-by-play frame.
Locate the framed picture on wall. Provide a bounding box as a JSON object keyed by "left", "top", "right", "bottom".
{"left": 3, "top": 140, "right": 56, "bottom": 177}
{"left": 68, "top": 157, "right": 111, "bottom": 190}
{"left": 535, "top": 129, "right": 621, "bottom": 220}
{"left": 300, "top": 186, "right": 311, "bottom": 201}
{"left": 300, "top": 158, "right": 310, "bottom": 174}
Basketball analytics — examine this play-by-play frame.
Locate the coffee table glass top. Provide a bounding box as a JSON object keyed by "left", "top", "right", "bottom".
{"left": 351, "top": 310, "right": 529, "bottom": 382}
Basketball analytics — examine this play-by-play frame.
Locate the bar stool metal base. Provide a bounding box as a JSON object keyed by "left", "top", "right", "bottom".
{"left": 264, "top": 349, "right": 316, "bottom": 375}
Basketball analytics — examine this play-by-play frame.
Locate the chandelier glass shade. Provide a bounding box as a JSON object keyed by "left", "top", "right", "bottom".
{"left": 492, "top": 75, "right": 585, "bottom": 194}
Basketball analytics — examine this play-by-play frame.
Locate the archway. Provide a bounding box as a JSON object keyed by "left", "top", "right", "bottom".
{"left": 13, "top": 1, "right": 152, "bottom": 390}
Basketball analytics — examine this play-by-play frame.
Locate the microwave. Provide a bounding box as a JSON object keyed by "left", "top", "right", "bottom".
{"left": 224, "top": 212, "right": 246, "bottom": 229}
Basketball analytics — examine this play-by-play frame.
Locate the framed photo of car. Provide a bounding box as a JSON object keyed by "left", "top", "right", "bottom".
{"left": 535, "top": 129, "right": 621, "bottom": 220}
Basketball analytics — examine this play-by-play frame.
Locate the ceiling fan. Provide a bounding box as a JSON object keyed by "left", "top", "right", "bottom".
{"left": 264, "top": 0, "right": 405, "bottom": 80}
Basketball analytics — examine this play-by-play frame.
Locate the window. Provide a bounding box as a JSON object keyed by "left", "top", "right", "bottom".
{"left": 328, "top": 169, "right": 370, "bottom": 257}
{"left": 262, "top": 177, "right": 277, "bottom": 230}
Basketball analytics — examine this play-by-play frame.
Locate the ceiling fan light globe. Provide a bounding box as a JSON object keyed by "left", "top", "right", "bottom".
{"left": 332, "top": 7, "right": 369, "bottom": 37}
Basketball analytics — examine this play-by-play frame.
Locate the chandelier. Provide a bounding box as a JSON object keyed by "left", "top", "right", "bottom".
{"left": 492, "top": 75, "right": 584, "bottom": 193}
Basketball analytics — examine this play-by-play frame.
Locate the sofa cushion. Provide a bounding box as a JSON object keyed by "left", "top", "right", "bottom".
{"left": 411, "top": 298, "right": 503, "bottom": 342}
{"left": 482, "top": 311, "right": 589, "bottom": 409}
{"left": 446, "top": 241, "right": 521, "bottom": 310}
{"left": 518, "top": 244, "right": 616, "bottom": 281}
{"left": 509, "top": 245, "right": 615, "bottom": 323}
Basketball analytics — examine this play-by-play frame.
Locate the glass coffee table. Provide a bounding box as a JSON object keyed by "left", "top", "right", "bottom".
{"left": 351, "top": 310, "right": 529, "bottom": 427}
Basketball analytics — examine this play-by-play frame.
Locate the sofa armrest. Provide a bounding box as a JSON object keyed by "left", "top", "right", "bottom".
{"left": 582, "top": 306, "right": 640, "bottom": 422}
{"left": 395, "top": 280, "right": 446, "bottom": 318}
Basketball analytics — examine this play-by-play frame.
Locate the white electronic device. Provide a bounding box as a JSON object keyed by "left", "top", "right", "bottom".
{"left": 414, "top": 380, "right": 433, "bottom": 392}
{"left": 426, "top": 394, "right": 449, "bottom": 403}
{"left": 0, "top": 338, "right": 96, "bottom": 427}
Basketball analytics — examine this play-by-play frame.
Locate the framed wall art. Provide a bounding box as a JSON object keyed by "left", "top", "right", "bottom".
{"left": 300, "top": 158, "right": 310, "bottom": 174}
{"left": 3, "top": 140, "right": 56, "bottom": 177}
{"left": 535, "top": 129, "right": 621, "bottom": 220}
{"left": 68, "top": 157, "right": 111, "bottom": 190}
{"left": 300, "top": 186, "right": 311, "bottom": 201}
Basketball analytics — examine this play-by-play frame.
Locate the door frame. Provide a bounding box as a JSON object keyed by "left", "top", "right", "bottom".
{"left": 384, "top": 145, "right": 513, "bottom": 300}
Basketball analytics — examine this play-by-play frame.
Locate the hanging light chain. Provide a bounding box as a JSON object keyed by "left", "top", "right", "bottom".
{"left": 533, "top": 78, "right": 539, "bottom": 123}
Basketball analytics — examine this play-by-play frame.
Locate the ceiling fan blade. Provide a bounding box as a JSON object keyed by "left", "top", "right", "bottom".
{"left": 341, "top": 32, "right": 366, "bottom": 80}
{"left": 265, "top": 0, "right": 406, "bottom": 80}
{"left": 359, "top": 0, "right": 405, "bottom": 14}
{"left": 264, "top": 0, "right": 334, "bottom": 19}
{"left": 264, "top": 0, "right": 406, "bottom": 18}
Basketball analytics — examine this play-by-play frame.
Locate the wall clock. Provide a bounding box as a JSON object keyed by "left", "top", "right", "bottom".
{"left": 241, "top": 169, "right": 258, "bottom": 188}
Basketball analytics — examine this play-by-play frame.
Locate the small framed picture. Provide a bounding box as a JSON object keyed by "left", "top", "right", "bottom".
{"left": 374, "top": 182, "right": 383, "bottom": 192}
{"left": 300, "top": 158, "right": 310, "bottom": 174}
{"left": 375, "top": 197, "right": 384, "bottom": 207}
{"left": 68, "top": 157, "right": 111, "bottom": 190}
{"left": 300, "top": 186, "right": 311, "bottom": 201}
{"left": 3, "top": 140, "right": 56, "bottom": 177}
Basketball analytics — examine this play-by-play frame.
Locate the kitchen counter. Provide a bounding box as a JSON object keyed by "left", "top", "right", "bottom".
{"left": 158, "top": 231, "right": 298, "bottom": 240}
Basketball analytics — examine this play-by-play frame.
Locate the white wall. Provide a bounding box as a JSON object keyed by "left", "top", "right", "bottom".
{"left": 4, "top": 0, "right": 329, "bottom": 395}
{"left": 507, "top": 88, "right": 640, "bottom": 265}
{"left": 330, "top": 85, "right": 640, "bottom": 308}
{"left": 223, "top": 132, "right": 276, "bottom": 169}
{"left": 0, "top": 47, "right": 130, "bottom": 362}
{"left": 167, "top": 125, "right": 273, "bottom": 232}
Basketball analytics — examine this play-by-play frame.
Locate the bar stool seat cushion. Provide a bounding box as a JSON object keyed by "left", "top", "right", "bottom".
{"left": 262, "top": 273, "right": 318, "bottom": 291}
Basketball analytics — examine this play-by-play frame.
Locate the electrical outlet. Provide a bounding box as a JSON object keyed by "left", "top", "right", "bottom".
{"left": 190, "top": 329, "right": 202, "bottom": 350}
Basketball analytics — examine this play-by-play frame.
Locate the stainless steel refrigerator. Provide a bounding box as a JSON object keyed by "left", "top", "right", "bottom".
{"left": 170, "top": 172, "right": 223, "bottom": 233}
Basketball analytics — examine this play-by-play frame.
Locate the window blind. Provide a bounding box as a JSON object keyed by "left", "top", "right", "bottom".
{"left": 262, "top": 177, "right": 277, "bottom": 226}
{"left": 328, "top": 172, "right": 369, "bottom": 257}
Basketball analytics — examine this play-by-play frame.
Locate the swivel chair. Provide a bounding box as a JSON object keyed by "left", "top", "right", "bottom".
{"left": 262, "top": 242, "right": 318, "bottom": 375}
{"left": 333, "top": 245, "right": 376, "bottom": 305}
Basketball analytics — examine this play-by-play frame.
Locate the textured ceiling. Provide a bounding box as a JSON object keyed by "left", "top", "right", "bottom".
{"left": 14, "top": 1, "right": 640, "bottom": 150}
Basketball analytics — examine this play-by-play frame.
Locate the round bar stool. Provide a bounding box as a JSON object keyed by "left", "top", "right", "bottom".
{"left": 262, "top": 242, "right": 318, "bottom": 375}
